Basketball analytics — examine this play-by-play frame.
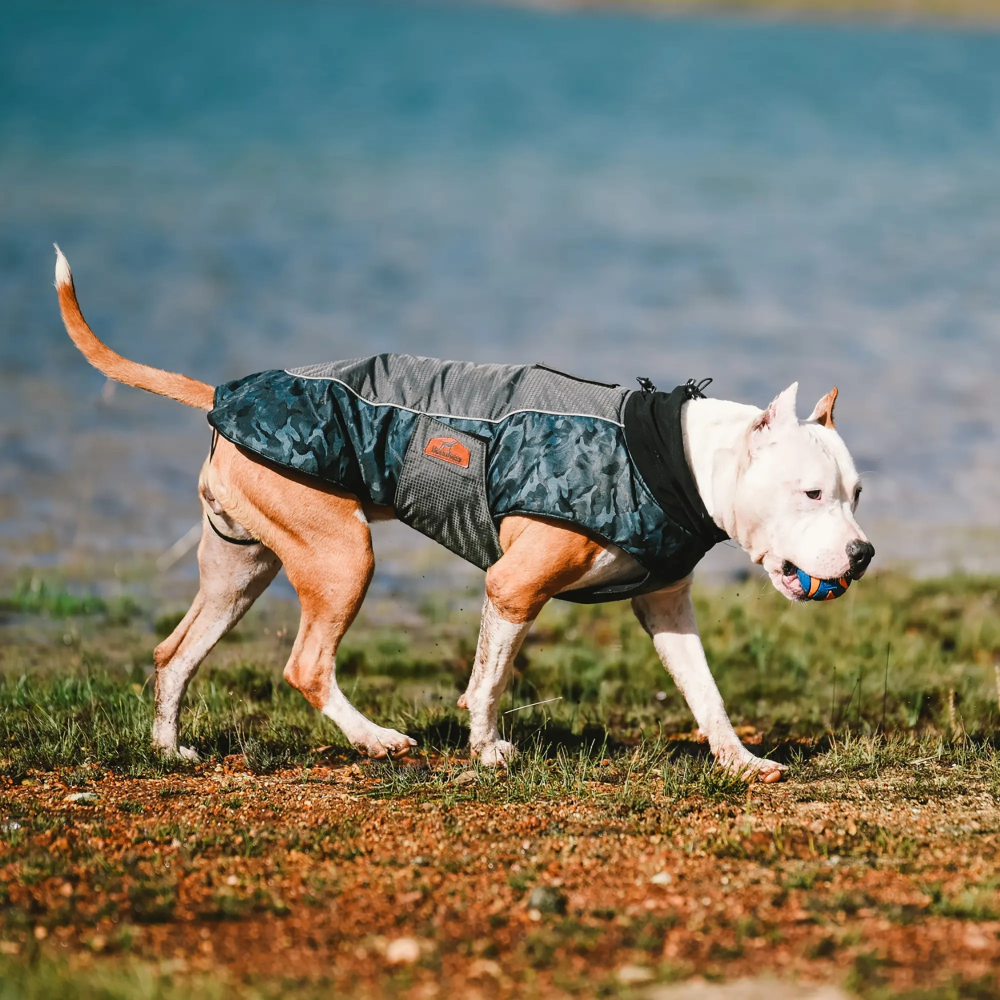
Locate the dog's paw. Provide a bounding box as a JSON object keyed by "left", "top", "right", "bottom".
{"left": 353, "top": 726, "right": 417, "bottom": 760}
{"left": 716, "top": 746, "right": 786, "bottom": 783}
{"left": 152, "top": 742, "right": 200, "bottom": 763}
{"left": 475, "top": 740, "right": 516, "bottom": 768}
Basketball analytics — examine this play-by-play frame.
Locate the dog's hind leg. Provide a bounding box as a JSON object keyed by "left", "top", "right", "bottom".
{"left": 281, "top": 547, "right": 417, "bottom": 758}
{"left": 212, "top": 441, "right": 416, "bottom": 759}
{"left": 274, "top": 517, "right": 418, "bottom": 758}
{"left": 152, "top": 515, "right": 280, "bottom": 759}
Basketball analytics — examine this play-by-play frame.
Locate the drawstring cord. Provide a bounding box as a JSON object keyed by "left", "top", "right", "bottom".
{"left": 637, "top": 376, "right": 714, "bottom": 399}
{"left": 205, "top": 511, "right": 260, "bottom": 547}
{"left": 205, "top": 428, "right": 260, "bottom": 546}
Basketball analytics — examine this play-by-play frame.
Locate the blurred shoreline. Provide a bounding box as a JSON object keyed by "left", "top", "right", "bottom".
{"left": 503, "top": 0, "right": 1000, "bottom": 26}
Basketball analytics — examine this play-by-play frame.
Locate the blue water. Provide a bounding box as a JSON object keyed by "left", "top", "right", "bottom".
{"left": 2, "top": 1, "right": 1000, "bottom": 575}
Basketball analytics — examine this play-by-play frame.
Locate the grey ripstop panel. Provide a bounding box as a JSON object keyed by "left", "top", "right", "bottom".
{"left": 395, "top": 415, "right": 502, "bottom": 570}
{"left": 287, "top": 355, "right": 627, "bottom": 424}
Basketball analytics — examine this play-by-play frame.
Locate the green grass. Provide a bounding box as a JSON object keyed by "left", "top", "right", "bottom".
{"left": 2, "top": 572, "right": 1000, "bottom": 782}
{"left": 0, "top": 576, "right": 140, "bottom": 622}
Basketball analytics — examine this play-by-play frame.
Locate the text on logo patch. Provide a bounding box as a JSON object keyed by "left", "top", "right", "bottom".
{"left": 424, "top": 436, "right": 471, "bottom": 469}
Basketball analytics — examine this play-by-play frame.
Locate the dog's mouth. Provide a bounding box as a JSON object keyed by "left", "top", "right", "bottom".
{"left": 777, "top": 560, "right": 852, "bottom": 602}
{"left": 775, "top": 561, "right": 807, "bottom": 601}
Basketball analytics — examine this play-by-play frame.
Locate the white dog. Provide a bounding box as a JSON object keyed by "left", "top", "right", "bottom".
{"left": 55, "top": 247, "right": 872, "bottom": 781}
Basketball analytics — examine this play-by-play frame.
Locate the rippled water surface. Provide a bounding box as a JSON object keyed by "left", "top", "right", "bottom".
{"left": 2, "top": 1, "right": 1000, "bottom": 581}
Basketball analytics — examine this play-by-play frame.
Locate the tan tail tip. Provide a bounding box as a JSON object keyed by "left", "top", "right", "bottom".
{"left": 53, "top": 243, "right": 72, "bottom": 287}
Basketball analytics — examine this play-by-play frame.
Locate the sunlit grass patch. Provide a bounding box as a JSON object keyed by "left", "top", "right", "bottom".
{"left": 0, "top": 576, "right": 140, "bottom": 622}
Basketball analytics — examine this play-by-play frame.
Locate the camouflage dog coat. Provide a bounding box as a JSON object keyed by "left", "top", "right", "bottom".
{"left": 208, "top": 355, "right": 727, "bottom": 603}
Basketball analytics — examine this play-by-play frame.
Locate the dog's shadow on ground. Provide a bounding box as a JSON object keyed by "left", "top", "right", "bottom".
{"left": 408, "top": 717, "right": 636, "bottom": 759}
{"left": 391, "top": 717, "right": 836, "bottom": 770}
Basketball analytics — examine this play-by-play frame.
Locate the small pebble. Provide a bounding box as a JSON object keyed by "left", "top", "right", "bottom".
{"left": 527, "top": 885, "right": 566, "bottom": 915}
{"left": 454, "top": 770, "right": 478, "bottom": 786}
{"left": 617, "top": 964, "right": 654, "bottom": 985}
{"left": 468, "top": 958, "right": 502, "bottom": 979}
{"left": 64, "top": 792, "right": 99, "bottom": 804}
{"left": 650, "top": 871, "right": 672, "bottom": 885}
{"left": 385, "top": 937, "right": 421, "bottom": 965}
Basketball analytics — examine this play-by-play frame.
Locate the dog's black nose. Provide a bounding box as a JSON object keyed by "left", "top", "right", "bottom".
{"left": 846, "top": 539, "right": 874, "bottom": 577}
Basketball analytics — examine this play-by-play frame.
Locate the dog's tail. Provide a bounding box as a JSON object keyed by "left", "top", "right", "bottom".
{"left": 53, "top": 245, "right": 215, "bottom": 412}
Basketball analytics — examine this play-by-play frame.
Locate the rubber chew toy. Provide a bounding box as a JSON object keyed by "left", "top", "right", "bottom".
{"left": 797, "top": 568, "right": 852, "bottom": 601}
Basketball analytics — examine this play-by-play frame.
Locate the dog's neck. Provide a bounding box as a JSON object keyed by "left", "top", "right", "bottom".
{"left": 681, "top": 397, "right": 761, "bottom": 546}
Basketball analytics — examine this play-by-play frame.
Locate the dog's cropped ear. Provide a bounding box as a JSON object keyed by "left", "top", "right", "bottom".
{"left": 751, "top": 382, "right": 799, "bottom": 442}
{"left": 807, "top": 387, "right": 838, "bottom": 428}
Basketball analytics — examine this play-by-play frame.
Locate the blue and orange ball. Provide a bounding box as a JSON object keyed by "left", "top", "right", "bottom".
{"left": 796, "top": 568, "right": 852, "bottom": 601}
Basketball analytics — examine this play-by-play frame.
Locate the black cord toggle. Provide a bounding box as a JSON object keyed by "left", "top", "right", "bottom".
{"left": 683, "top": 377, "right": 714, "bottom": 399}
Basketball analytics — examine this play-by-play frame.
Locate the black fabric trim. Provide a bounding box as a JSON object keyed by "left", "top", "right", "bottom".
{"left": 555, "top": 572, "right": 662, "bottom": 605}
{"left": 623, "top": 383, "right": 730, "bottom": 556}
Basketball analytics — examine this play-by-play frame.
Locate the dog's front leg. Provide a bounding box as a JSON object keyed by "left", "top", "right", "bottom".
{"left": 466, "top": 596, "right": 534, "bottom": 766}
{"left": 464, "top": 515, "right": 627, "bottom": 767}
{"left": 632, "top": 582, "right": 786, "bottom": 783}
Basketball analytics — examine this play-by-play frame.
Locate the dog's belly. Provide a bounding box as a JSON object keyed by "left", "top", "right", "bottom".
{"left": 360, "top": 502, "right": 397, "bottom": 523}
{"left": 556, "top": 543, "right": 644, "bottom": 594}
{"left": 359, "top": 500, "right": 643, "bottom": 593}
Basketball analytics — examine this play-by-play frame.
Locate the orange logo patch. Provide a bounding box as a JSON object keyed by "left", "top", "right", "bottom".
{"left": 424, "top": 436, "right": 471, "bottom": 469}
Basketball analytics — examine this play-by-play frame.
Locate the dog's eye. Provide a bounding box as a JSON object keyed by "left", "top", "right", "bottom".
{"left": 804, "top": 489, "right": 822, "bottom": 500}
{"left": 853, "top": 486, "right": 862, "bottom": 507}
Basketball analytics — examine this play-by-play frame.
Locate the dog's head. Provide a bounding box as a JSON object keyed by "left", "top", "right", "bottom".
{"left": 733, "top": 384, "right": 873, "bottom": 602}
